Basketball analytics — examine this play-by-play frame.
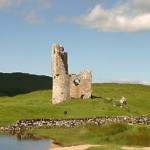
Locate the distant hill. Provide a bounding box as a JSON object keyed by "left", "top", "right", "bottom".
{"left": 0, "top": 72, "right": 52, "bottom": 96}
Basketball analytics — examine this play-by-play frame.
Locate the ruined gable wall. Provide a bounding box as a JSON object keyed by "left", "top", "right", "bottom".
{"left": 70, "top": 70, "right": 92, "bottom": 99}
{"left": 70, "top": 74, "right": 81, "bottom": 99}
{"left": 79, "top": 70, "right": 92, "bottom": 99}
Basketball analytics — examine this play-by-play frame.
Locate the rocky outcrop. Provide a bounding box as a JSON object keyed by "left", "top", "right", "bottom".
{"left": 0, "top": 116, "right": 149, "bottom": 132}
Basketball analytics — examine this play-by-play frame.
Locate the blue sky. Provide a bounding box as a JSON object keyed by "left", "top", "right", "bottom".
{"left": 0, "top": 0, "right": 150, "bottom": 84}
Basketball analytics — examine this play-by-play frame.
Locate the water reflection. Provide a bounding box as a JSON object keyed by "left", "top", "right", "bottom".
{"left": 0, "top": 133, "right": 51, "bottom": 150}
{"left": 16, "top": 133, "right": 47, "bottom": 141}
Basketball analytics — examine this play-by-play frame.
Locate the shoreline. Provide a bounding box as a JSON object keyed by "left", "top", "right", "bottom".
{"left": 50, "top": 144, "right": 99, "bottom": 150}
{"left": 49, "top": 145, "right": 150, "bottom": 150}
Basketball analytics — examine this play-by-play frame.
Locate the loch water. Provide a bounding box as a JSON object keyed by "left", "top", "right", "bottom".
{"left": 0, "top": 133, "right": 51, "bottom": 150}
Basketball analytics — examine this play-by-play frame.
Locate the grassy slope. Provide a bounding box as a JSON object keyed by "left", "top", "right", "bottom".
{"left": 93, "top": 83, "right": 150, "bottom": 115}
{"left": 29, "top": 124, "right": 150, "bottom": 147}
{"left": 0, "top": 83, "right": 149, "bottom": 126}
{"left": 0, "top": 83, "right": 150, "bottom": 147}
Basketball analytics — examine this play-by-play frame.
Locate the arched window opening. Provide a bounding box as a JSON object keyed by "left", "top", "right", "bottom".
{"left": 73, "top": 78, "right": 80, "bottom": 86}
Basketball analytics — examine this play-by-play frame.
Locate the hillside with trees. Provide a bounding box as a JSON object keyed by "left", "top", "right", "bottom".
{"left": 0, "top": 72, "right": 52, "bottom": 96}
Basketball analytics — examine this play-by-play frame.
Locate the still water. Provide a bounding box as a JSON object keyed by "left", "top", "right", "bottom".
{"left": 0, "top": 133, "right": 51, "bottom": 150}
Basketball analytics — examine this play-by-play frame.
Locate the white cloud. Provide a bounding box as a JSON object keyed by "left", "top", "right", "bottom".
{"left": 23, "top": 0, "right": 53, "bottom": 24}
{"left": 131, "top": 0, "right": 150, "bottom": 12}
{"left": 72, "top": 0, "right": 150, "bottom": 32}
{"left": 55, "top": 15, "right": 68, "bottom": 23}
{"left": 0, "top": 0, "right": 22, "bottom": 9}
{"left": 141, "top": 81, "right": 150, "bottom": 86}
{"left": 24, "top": 10, "right": 45, "bottom": 24}
{"left": 35, "top": 0, "right": 52, "bottom": 9}
{"left": 0, "top": 0, "right": 53, "bottom": 24}
{"left": 107, "top": 78, "right": 150, "bottom": 85}
{"left": 0, "top": 0, "right": 52, "bottom": 9}
{"left": 0, "top": 0, "right": 12, "bottom": 9}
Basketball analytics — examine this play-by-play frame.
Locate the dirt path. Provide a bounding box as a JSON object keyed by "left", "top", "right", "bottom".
{"left": 50, "top": 144, "right": 99, "bottom": 150}
{"left": 122, "top": 146, "right": 150, "bottom": 150}
{"left": 50, "top": 145, "right": 150, "bottom": 150}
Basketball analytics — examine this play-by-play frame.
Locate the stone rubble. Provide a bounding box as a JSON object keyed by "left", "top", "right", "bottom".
{"left": 0, "top": 116, "right": 149, "bottom": 132}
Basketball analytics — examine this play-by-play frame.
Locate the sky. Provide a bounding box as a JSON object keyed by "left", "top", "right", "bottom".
{"left": 0, "top": 0, "right": 150, "bottom": 84}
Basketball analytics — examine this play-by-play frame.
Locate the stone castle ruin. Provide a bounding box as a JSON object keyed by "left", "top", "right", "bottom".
{"left": 52, "top": 44, "right": 92, "bottom": 104}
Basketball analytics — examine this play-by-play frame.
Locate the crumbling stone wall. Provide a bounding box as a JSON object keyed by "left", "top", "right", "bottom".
{"left": 70, "top": 70, "right": 92, "bottom": 99}
{"left": 1, "top": 116, "right": 149, "bottom": 132}
{"left": 52, "top": 44, "right": 92, "bottom": 104}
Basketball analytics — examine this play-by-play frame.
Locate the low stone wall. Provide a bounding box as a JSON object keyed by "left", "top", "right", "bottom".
{"left": 0, "top": 116, "right": 149, "bottom": 132}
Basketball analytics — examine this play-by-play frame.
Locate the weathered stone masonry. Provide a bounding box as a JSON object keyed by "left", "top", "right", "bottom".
{"left": 0, "top": 116, "right": 149, "bottom": 132}
{"left": 52, "top": 44, "right": 92, "bottom": 104}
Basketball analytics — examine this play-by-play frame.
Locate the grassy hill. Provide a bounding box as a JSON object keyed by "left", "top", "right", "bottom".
{"left": 0, "top": 83, "right": 149, "bottom": 126}
{"left": 0, "top": 83, "right": 150, "bottom": 148}
{"left": 0, "top": 72, "right": 52, "bottom": 96}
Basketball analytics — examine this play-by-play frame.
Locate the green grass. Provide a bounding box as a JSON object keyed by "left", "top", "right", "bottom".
{"left": 93, "top": 83, "right": 150, "bottom": 115}
{"left": 27, "top": 123, "right": 150, "bottom": 147}
{"left": 86, "top": 145, "right": 122, "bottom": 150}
{"left": 0, "top": 83, "right": 150, "bottom": 126}
{"left": 0, "top": 83, "right": 150, "bottom": 147}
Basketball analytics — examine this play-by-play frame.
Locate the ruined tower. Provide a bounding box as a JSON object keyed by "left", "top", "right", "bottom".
{"left": 52, "top": 44, "right": 70, "bottom": 104}
{"left": 52, "top": 44, "right": 92, "bottom": 104}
